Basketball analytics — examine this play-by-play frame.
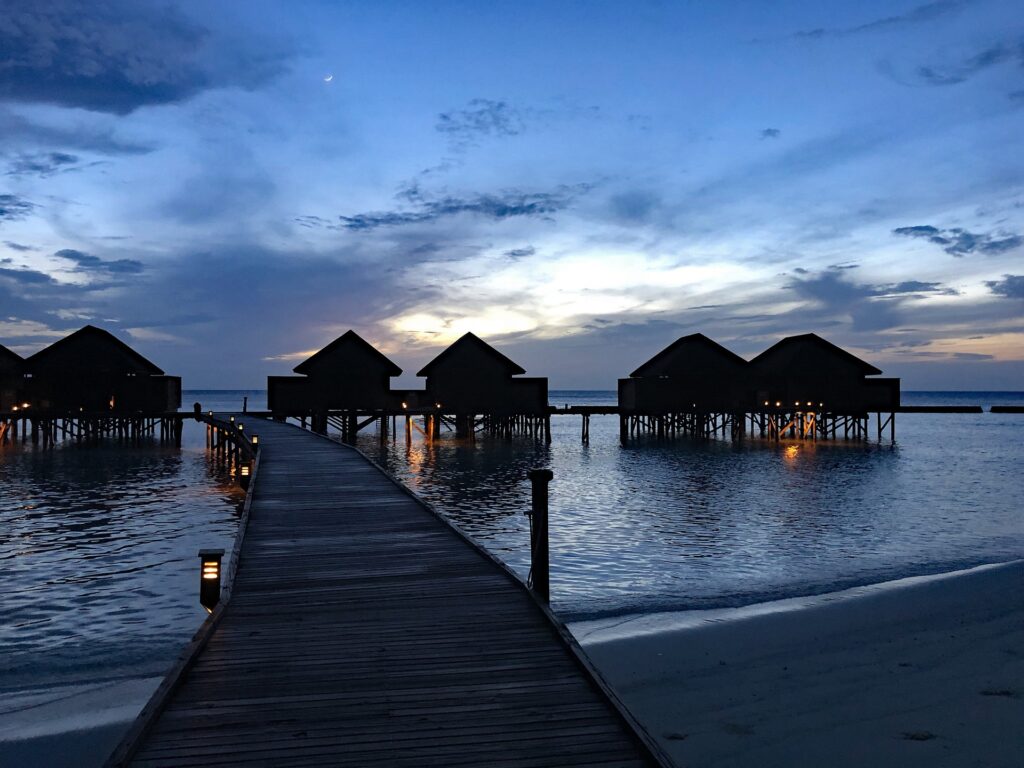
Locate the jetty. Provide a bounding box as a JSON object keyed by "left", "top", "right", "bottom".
{"left": 106, "top": 416, "right": 668, "bottom": 767}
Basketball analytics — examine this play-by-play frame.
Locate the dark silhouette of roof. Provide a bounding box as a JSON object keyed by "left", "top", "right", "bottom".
{"left": 417, "top": 332, "right": 527, "bottom": 377}
{"left": 293, "top": 330, "right": 402, "bottom": 377}
{"left": 24, "top": 325, "right": 164, "bottom": 375}
{"left": 749, "top": 333, "right": 882, "bottom": 376}
{"left": 0, "top": 343, "right": 22, "bottom": 371}
{"left": 631, "top": 333, "right": 747, "bottom": 377}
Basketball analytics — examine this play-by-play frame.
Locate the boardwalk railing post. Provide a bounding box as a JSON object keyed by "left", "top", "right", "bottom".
{"left": 526, "top": 469, "right": 553, "bottom": 603}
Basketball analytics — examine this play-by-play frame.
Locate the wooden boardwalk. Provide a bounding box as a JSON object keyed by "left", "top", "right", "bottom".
{"left": 120, "top": 418, "right": 667, "bottom": 767}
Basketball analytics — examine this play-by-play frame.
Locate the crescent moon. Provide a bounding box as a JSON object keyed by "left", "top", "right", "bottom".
{"left": 324, "top": 74, "right": 334, "bottom": 83}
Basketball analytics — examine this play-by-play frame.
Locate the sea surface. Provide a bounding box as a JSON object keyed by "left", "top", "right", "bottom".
{"left": 1, "top": 389, "right": 1022, "bottom": 763}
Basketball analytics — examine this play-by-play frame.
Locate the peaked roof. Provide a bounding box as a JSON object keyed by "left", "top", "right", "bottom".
{"left": 25, "top": 325, "right": 165, "bottom": 375}
{"left": 749, "top": 333, "right": 882, "bottom": 375}
{"left": 631, "top": 333, "right": 747, "bottom": 377}
{"left": 293, "top": 330, "right": 402, "bottom": 376}
{"left": 0, "top": 343, "right": 22, "bottom": 368}
{"left": 417, "top": 332, "right": 527, "bottom": 377}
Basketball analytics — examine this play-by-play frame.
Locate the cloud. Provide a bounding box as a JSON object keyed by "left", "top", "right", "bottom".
{"left": 0, "top": 109, "right": 154, "bottom": 155}
{"left": 0, "top": 265, "right": 53, "bottom": 284}
{"left": 5, "top": 151, "right": 81, "bottom": 177}
{"left": 876, "top": 280, "right": 958, "bottom": 296}
{"left": 4, "top": 240, "right": 36, "bottom": 251}
{"left": 608, "top": 190, "right": 660, "bottom": 223}
{"left": 54, "top": 248, "right": 143, "bottom": 274}
{"left": 436, "top": 99, "right": 526, "bottom": 150}
{"left": 915, "top": 43, "right": 1018, "bottom": 86}
{"left": 0, "top": 0, "right": 290, "bottom": 114}
{"left": 792, "top": 1, "right": 964, "bottom": 39}
{"left": 504, "top": 246, "right": 535, "bottom": 261}
{"left": 337, "top": 183, "right": 592, "bottom": 231}
{"left": 985, "top": 274, "right": 1024, "bottom": 299}
{"left": 760, "top": 128, "right": 781, "bottom": 139}
{"left": 893, "top": 225, "right": 1023, "bottom": 256}
{"left": 0, "top": 193, "right": 35, "bottom": 222}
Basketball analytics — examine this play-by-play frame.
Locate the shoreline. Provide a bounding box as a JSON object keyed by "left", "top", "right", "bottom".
{"left": 575, "top": 560, "right": 1024, "bottom": 767}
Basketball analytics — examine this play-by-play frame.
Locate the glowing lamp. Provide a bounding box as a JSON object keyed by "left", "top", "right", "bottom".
{"left": 401, "top": 402, "right": 408, "bottom": 409}
{"left": 819, "top": 402, "right": 824, "bottom": 408}
{"left": 12, "top": 406, "right": 18, "bottom": 412}
{"left": 763, "top": 401, "right": 769, "bottom": 406}
{"left": 208, "top": 410, "right": 213, "bottom": 417}
{"left": 251, "top": 434, "right": 259, "bottom": 448}
{"left": 435, "top": 403, "right": 442, "bottom": 409}
{"left": 198, "top": 549, "right": 225, "bottom": 612}
{"left": 807, "top": 401, "right": 812, "bottom": 407}
{"left": 20, "top": 402, "right": 29, "bottom": 409}
{"left": 239, "top": 461, "right": 252, "bottom": 490}
{"left": 229, "top": 416, "right": 235, "bottom": 424}
{"left": 795, "top": 401, "right": 800, "bottom": 406}
{"left": 775, "top": 401, "right": 781, "bottom": 408}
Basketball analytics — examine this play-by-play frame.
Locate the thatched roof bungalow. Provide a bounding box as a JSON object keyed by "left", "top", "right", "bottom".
{"left": 416, "top": 332, "right": 547, "bottom": 416}
{"left": 749, "top": 333, "right": 899, "bottom": 412}
{"left": 268, "top": 330, "right": 402, "bottom": 413}
{"left": 22, "top": 325, "right": 181, "bottom": 413}
{"left": 619, "top": 333, "right": 748, "bottom": 413}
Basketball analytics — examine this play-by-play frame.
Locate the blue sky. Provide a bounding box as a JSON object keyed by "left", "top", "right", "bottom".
{"left": 1, "top": 0, "right": 1022, "bottom": 388}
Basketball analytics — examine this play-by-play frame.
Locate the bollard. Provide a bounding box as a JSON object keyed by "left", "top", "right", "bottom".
{"left": 526, "top": 469, "right": 553, "bottom": 603}
{"left": 198, "top": 549, "right": 225, "bottom": 612}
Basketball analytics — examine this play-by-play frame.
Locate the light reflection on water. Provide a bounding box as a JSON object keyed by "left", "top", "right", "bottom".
{"left": 356, "top": 392, "right": 1024, "bottom": 619}
{"left": 0, "top": 422, "right": 243, "bottom": 690}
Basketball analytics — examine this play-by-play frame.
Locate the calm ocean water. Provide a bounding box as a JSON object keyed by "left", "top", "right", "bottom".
{"left": 1, "top": 389, "right": 1021, "bottom": 760}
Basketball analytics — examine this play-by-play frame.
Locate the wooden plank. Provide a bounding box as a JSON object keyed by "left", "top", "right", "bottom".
{"left": 107, "top": 417, "right": 671, "bottom": 768}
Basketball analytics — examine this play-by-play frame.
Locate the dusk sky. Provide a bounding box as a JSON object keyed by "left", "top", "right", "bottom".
{"left": 1, "top": 0, "right": 1022, "bottom": 389}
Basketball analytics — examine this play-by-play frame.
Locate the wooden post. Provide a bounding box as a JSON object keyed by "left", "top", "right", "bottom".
{"left": 526, "top": 469, "right": 553, "bottom": 603}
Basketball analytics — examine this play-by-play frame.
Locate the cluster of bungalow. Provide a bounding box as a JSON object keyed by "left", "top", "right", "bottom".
{"left": 268, "top": 330, "right": 548, "bottom": 419}
{"left": 0, "top": 326, "right": 181, "bottom": 414}
{"left": 619, "top": 332, "right": 900, "bottom": 416}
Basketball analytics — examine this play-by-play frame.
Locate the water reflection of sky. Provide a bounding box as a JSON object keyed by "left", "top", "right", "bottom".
{"left": 357, "top": 393, "right": 1024, "bottom": 620}
{"left": 0, "top": 422, "right": 242, "bottom": 689}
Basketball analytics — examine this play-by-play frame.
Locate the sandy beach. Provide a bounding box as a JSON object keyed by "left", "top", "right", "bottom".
{"left": 575, "top": 561, "right": 1024, "bottom": 768}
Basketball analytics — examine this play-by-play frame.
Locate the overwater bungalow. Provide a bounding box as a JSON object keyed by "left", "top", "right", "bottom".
{"left": 0, "top": 343, "right": 24, "bottom": 412}
{"left": 618, "top": 333, "right": 748, "bottom": 414}
{"left": 22, "top": 325, "right": 181, "bottom": 413}
{"left": 267, "top": 330, "right": 402, "bottom": 417}
{"left": 749, "top": 333, "right": 900, "bottom": 413}
{"left": 415, "top": 332, "right": 549, "bottom": 438}
{"left": 417, "top": 332, "right": 548, "bottom": 416}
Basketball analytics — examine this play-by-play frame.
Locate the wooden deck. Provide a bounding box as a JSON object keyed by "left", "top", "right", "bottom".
{"left": 119, "top": 418, "right": 667, "bottom": 767}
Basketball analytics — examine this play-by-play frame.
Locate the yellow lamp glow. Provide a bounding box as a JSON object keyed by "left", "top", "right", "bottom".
{"left": 198, "top": 548, "right": 225, "bottom": 612}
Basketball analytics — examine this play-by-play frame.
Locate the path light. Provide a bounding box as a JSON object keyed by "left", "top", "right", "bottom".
{"left": 239, "top": 461, "right": 252, "bottom": 490}
{"left": 251, "top": 434, "right": 259, "bottom": 448}
{"left": 198, "top": 549, "right": 225, "bottom": 612}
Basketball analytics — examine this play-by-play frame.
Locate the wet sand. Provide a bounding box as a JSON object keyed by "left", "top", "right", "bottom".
{"left": 575, "top": 561, "right": 1024, "bottom": 768}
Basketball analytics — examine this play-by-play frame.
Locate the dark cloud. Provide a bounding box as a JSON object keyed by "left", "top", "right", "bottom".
{"left": 760, "top": 128, "right": 781, "bottom": 139}
{"left": 952, "top": 351, "right": 994, "bottom": 360}
{"left": 0, "top": 0, "right": 290, "bottom": 114}
{"left": 436, "top": 99, "right": 525, "bottom": 150}
{"left": 338, "top": 184, "right": 591, "bottom": 231}
{"left": 985, "top": 274, "right": 1024, "bottom": 299}
{"left": 877, "top": 280, "right": 958, "bottom": 296}
{"left": 504, "top": 246, "right": 535, "bottom": 261}
{"left": 6, "top": 151, "right": 80, "bottom": 177}
{"left": 4, "top": 240, "right": 36, "bottom": 251}
{"left": 1011, "top": 90, "right": 1024, "bottom": 103}
{"left": 893, "top": 224, "right": 1023, "bottom": 256}
{"left": 0, "top": 193, "right": 35, "bottom": 222}
{"left": 609, "top": 190, "right": 660, "bottom": 223}
{"left": 54, "top": 248, "right": 143, "bottom": 274}
{"left": 0, "top": 109, "right": 154, "bottom": 155}
{"left": 915, "top": 43, "right": 1018, "bottom": 86}
{"left": 792, "top": 1, "right": 964, "bottom": 39}
{"left": 0, "top": 265, "right": 53, "bottom": 284}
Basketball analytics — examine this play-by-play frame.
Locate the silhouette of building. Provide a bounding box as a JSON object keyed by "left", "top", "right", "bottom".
{"left": 0, "top": 343, "right": 23, "bottom": 411}
{"left": 417, "top": 332, "right": 548, "bottom": 417}
{"left": 619, "top": 333, "right": 749, "bottom": 414}
{"left": 267, "top": 330, "right": 402, "bottom": 415}
{"left": 22, "top": 325, "right": 181, "bottom": 413}
{"left": 748, "top": 333, "right": 900, "bottom": 412}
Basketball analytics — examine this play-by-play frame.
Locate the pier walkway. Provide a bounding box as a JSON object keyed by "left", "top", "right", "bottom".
{"left": 117, "top": 418, "right": 665, "bottom": 767}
